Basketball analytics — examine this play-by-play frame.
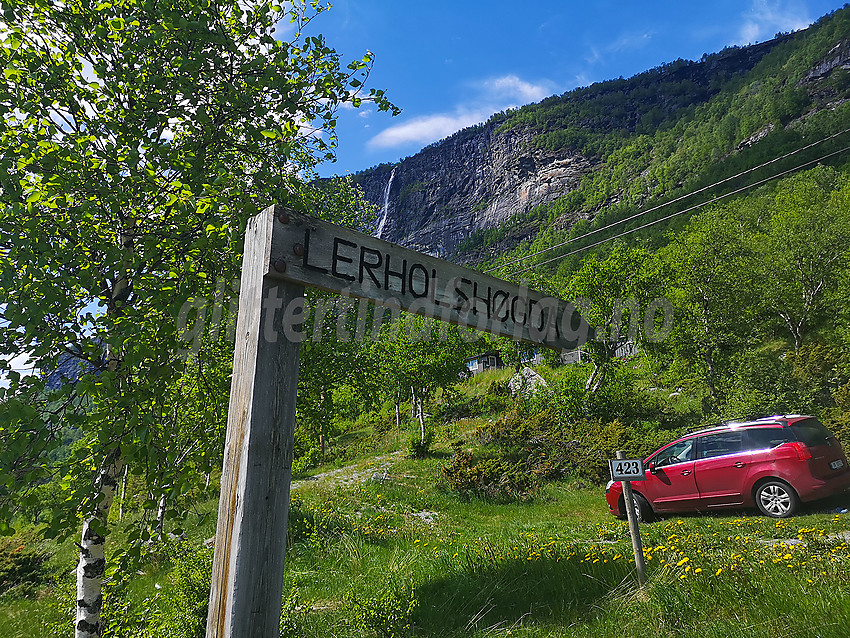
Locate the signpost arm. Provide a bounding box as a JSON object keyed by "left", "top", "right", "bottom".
{"left": 206, "top": 206, "right": 303, "bottom": 637}
{"left": 616, "top": 450, "right": 647, "bottom": 586}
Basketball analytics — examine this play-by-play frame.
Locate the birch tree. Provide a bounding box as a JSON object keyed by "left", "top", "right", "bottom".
{"left": 758, "top": 166, "right": 850, "bottom": 351}
{"left": 0, "top": 0, "right": 396, "bottom": 636}
{"left": 662, "top": 203, "right": 760, "bottom": 400}
{"left": 564, "top": 246, "right": 665, "bottom": 393}
{"left": 371, "top": 316, "right": 481, "bottom": 453}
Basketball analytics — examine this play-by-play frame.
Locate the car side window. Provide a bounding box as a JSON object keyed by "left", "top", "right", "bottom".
{"left": 653, "top": 439, "right": 695, "bottom": 468}
{"left": 745, "top": 427, "right": 795, "bottom": 451}
{"left": 697, "top": 432, "right": 743, "bottom": 459}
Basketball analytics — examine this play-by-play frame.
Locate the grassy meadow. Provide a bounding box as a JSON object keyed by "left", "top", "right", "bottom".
{"left": 3, "top": 366, "right": 850, "bottom": 637}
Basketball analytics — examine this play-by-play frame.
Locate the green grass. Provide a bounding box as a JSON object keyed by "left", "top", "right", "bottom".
{"left": 6, "top": 423, "right": 850, "bottom": 637}
{"left": 276, "top": 455, "right": 850, "bottom": 637}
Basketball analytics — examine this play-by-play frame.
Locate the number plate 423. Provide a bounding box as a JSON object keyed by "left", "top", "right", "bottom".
{"left": 609, "top": 458, "right": 647, "bottom": 482}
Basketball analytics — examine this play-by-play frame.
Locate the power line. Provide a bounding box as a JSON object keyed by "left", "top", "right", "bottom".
{"left": 487, "top": 126, "right": 850, "bottom": 274}
{"left": 505, "top": 142, "right": 850, "bottom": 277}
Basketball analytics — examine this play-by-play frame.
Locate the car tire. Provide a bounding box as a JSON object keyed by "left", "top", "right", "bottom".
{"left": 755, "top": 480, "right": 800, "bottom": 518}
{"left": 620, "top": 493, "right": 653, "bottom": 523}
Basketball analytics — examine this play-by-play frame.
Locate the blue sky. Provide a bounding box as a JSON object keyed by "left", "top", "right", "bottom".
{"left": 310, "top": 0, "right": 846, "bottom": 177}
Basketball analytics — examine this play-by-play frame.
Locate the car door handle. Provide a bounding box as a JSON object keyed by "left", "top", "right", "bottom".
{"left": 734, "top": 462, "right": 746, "bottom": 468}
{"left": 681, "top": 470, "right": 692, "bottom": 476}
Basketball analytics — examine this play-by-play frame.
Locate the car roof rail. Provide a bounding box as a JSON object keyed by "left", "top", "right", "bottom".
{"left": 720, "top": 413, "right": 778, "bottom": 424}
{"left": 685, "top": 414, "right": 783, "bottom": 435}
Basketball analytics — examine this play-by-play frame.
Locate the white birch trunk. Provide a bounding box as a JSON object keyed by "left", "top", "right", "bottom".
{"left": 118, "top": 465, "right": 128, "bottom": 521}
{"left": 155, "top": 491, "right": 167, "bottom": 539}
{"left": 417, "top": 394, "right": 426, "bottom": 445}
{"left": 75, "top": 453, "right": 123, "bottom": 638}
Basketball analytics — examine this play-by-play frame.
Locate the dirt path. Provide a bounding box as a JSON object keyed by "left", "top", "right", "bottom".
{"left": 291, "top": 451, "right": 405, "bottom": 492}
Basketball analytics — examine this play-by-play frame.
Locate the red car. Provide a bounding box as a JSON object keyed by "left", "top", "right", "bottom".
{"left": 606, "top": 415, "right": 850, "bottom": 519}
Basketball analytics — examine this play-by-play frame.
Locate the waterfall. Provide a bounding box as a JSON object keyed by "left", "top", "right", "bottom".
{"left": 375, "top": 167, "right": 395, "bottom": 239}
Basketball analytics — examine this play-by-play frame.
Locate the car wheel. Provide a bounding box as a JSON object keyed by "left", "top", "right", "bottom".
{"left": 620, "top": 493, "right": 653, "bottom": 523}
{"left": 755, "top": 480, "right": 800, "bottom": 518}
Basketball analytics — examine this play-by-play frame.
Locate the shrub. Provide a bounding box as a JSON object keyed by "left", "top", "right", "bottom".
{"left": 430, "top": 389, "right": 474, "bottom": 422}
{"left": 356, "top": 410, "right": 395, "bottom": 434}
{"left": 721, "top": 346, "right": 806, "bottom": 417}
{"left": 556, "top": 418, "right": 635, "bottom": 484}
{"left": 0, "top": 527, "right": 51, "bottom": 598}
{"left": 407, "top": 423, "right": 434, "bottom": 458}
{"left": 444, "top": 402, "right": 676, "bottom": 499}
{"left": 441, "top": 444, "right": 536, "bottom": 501}
{"left": 477, "top": 393, "right": 510, "bottom": 415}
{"left": 279, "top": 586, "right": 311, "bottom": 637}
{"left": 343, "top": 579, "right": 417, "bottom": 638}
{"left": 823, "top": 379, "right": 850, "bottom": 447}
{"left": 144, "top": 542, "right": 214, "bottom": 638}
{"left": 293, "top": 447, "right": 323, "bottom": 475}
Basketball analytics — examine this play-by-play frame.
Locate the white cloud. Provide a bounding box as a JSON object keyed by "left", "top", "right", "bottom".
{"left": 582, "top": 29, "right": 654, "bottom": 68}
{"left": 584, "top": 47, "right": 602, "bottom": 66}
{"left": 735, "top": 0, "right": 812, "bottom": 44}
{"left": 368, "top": 74, "right": 555, "bottom": 150}
{"left": 478, "top": 74, "right": 553, "bottom": 103}
{"left": 368, "top": 109, "right": 494, "bottom": 149}
{"left": 608, "top": 31, "right": 655, "bottom": 53}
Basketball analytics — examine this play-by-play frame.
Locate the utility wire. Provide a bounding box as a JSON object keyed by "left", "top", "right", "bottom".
{"left": 505, "top": 142, "right": 850, "bottom": 277}
{"left": 486, "top": 126, "right": 850, "bottom": 274}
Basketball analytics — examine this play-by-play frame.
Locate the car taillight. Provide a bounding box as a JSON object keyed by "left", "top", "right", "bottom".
{"left": 787, "top": 441, "right": 813, "bottom": 461}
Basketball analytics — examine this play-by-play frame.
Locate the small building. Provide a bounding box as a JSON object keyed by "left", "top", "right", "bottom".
{"left": 463, "top": 351, "right": 503, "bottom": 375}
{"left": 613, "top": 339, "right": 638, "bottom": 359}
{"left": 559, "top": 349, "right": 583, "bottom": 365}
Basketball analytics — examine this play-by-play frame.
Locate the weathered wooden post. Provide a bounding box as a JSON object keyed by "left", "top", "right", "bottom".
{"left": 613, "top": 450, "right": 647, "bottom": 586}
{"left": 206, "top": 204, "right": 593, "bottom": 637}
{"left": 206, "top": 205, "right": 304, "bottom": 638}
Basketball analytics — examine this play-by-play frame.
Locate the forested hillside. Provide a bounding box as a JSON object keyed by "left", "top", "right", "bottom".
{"left": 465, "top": 6, "right": 850, "bottom": 268}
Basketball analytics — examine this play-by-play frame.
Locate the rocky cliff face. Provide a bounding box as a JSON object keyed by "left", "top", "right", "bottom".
{"left": 354, "top": 124, "right": 592, "bottom": 259}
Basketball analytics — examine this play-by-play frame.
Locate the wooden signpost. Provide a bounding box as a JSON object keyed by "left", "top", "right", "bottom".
{"left": 205, "top": 204, "right": 593, "bottom": 637}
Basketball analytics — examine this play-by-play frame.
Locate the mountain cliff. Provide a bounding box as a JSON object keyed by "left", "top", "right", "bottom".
{"left": 350, "top": 8, "right": 850, "bottom": 264}
{"left": 355, "top": 124, "right": 592, "bottom": 257}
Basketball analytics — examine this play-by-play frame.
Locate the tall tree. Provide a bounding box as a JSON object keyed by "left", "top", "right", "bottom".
{"left": 297, "top": 291, "right": 379, "bottom": 461}
{"left": 758, "top": 166, "right": 850, "bottom": 351}
{"left": 371, "top": 316, "right": 482, "bottom": 450}
{"left": 0, "top": 1, "right": 396, "bottom": 635}
{"left": 564, "top": 246, "right": 665, "bottom": 393}
{"left": 662, "top": 202, "right": 760, "bottom": 400}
